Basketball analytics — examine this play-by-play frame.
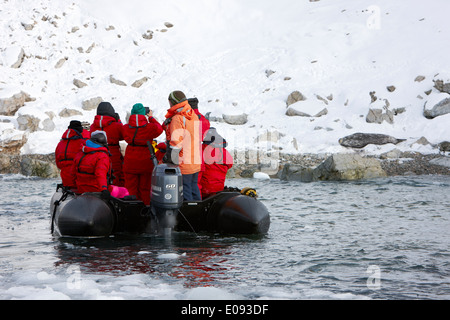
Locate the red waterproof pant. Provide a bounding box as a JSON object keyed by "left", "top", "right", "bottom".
{"left": 124, "top": 172, "right": 151, "bottom": 205}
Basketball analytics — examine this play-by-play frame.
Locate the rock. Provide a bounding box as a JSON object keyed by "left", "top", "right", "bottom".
{"left": 286, "top": 91, "right": 306, "bottom": 106}
{"left": 142, "top": 30, "right": 153, "bottom": 40}
{"left": 414, "top": 75, "right": 426, "bottom": 82}
{"left": 339, "top": 132, "right": 406, "bottom": 149}
{"left": 82, "top": 97, "right": 102, "bottom": 111}
{"left": 222, "top": 113, "right": 248, "bottom": 125}
{"left": 277, "top": 163, "right": 315, "bottom": 182}
{"left": 17, "top": 114, "right": 40, "bottom": 132}
{"left": 58, "top": 108, "right": 83, "bottom": 117}
{"left": 0, "top": 91, "right": 34, "bottom": 116}
{"left": 164, "top": 22, "right": 174, "bottom": 28}
{"left": 0, "top": 154, "right": 20, "bottom": 173}
{"left": 239, "top": 168, "right": 256, "bottom": 178}
{"left": 86, "top": 43, "right": 95, "bottom": 53}
{"left": 20, "top": 157, "right": 59, "bottom": 178}
{"left": 110, "top": 75, "right": 127, "bottom": 86}
{"left": 433, "top": 79, "right": 450, "bottom": 94}
{"left": 438, "top": 141, "right": 450, "bottom": 153}
{"left": 55, "top": 57, "right": 68, "bottom": 69}
{"left": 11, "top": 47, "right": 25, "bottom": 68}
{"left": 366, "top": 108, "right": 394, "bottom": 124}
{"left": 73, "top": 79, "right": 88, "bottom": 88}
{"left": 21, "top": 22, "right": 34, "bottom": 31}
{"left": 312, "top": 154, "right": 387, "bottom": 181}
{"left": 0, "top": 130, "right": 27, "bottom": 154}
{"left": 45, "top": 111, "right": 56, "bottom": 120}
{"left": 413, "top": 136, "right": 431, "bottom": 146}
{"left": 285, "top": 107, "right": 310, "bottom": 117}
{"left": 131, "top": 77, "right": 149, "bottom": 88}
{"left": 265, "top": 69, "right": 275, "bottom": 77}
{"left": 429, "top": 157, "right": 450, "bottom": 168}
{"left": 285, "top": 99, "right": 328, "bottom": 117}
{"left": 42, "top": 118, "right": 55, "bottom": 132}
{"left": 387, "top": 85, "right": 396, "bottom": 92}
{"left": 380, "top": 148, "right": 402, "bottom": 159}
{"left": 423, "top": 95, "right": 450, "bottom": 119}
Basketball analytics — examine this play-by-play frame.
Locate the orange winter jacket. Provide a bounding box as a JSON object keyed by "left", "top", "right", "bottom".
{"left": 164, "top": 100, "right": 201, "bottom": 175}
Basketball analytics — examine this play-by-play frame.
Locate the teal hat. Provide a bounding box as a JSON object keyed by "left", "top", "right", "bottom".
{"left": 131, "top": 103, "right": 146, "bottom": 115}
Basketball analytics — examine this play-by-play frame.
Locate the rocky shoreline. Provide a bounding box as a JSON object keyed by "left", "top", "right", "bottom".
{"left": 1, "top": 150, "right": 448, "bottom": 181}
{"left": 231, "top": 151, "right": 450, "bottom": 181}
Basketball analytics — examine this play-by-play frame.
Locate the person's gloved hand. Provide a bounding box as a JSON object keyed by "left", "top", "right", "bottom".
{"left": 101, "top": 189, "right": 112, "bottom": 200}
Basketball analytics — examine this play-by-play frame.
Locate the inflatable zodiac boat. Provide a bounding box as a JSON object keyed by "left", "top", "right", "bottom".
{"left": 50, "top": 163, "right": 270, "bottom": 238}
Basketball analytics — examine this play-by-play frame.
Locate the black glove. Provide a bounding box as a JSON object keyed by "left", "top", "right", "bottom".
{"left": 162, "top": 147, "right": 180, "bottom": 165}
{"left": 163, "top": 118, "right": 172, "bottom": 127}
{"left": 101, "top": 189, "right": 112, "bottom": 200}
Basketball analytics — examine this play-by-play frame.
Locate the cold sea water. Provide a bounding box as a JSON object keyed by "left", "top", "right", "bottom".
{"left": 0, "top": 173, "right": 449, "bottom": 300}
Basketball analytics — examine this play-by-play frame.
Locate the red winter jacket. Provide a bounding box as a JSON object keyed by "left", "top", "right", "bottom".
{"left": 66, "top": 142, "right": 112, "bottom": 194}
{"left": 55, "top": 128, "right": 90, "bottom": 187}
{"left": 90, "top": 115, "right": 124, "bottom": 186}
{"left": 193, "top": 109, "right": 211, "bottom": 141}
{"left": 200, "top": 144, "right": 233, "bottom": 198}
{"left": 123, "top": 115, "right": 163, "bottom": 174}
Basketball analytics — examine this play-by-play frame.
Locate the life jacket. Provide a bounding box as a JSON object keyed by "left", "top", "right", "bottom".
{"left": 70, "top": 143, "right": 112, "bottom": 193}
{"left": 55, "top": 128, "right": 90, "bottom": 187}
{"left": 123, "top": 114, "right": 163, "bottom": 174}
{"left": 90, "top": 114, "right": 125, "bottom": 186}
{"left": 90, "top": 115, "right": 123, "bottom": 145}
{"left": 200, "top": 130, "right": 233, "bottom": 198}
{"left": 200, "top": 145, "right": 233, "bottom": 198}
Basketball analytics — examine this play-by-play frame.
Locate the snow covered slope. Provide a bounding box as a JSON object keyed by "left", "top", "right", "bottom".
{"left": 1, "top": 0, "right": 449, "bottom": 156}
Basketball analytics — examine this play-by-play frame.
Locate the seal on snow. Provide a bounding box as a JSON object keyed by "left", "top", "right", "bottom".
{"left": 339, "top": 132, "right": 406, "bottom": 149}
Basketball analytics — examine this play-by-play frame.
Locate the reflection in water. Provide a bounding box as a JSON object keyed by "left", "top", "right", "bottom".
{"left": 53, "top": 233, "right": 238, "bottom": 288}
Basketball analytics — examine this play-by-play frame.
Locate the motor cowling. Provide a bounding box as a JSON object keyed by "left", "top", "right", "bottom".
{"left": 150, "top": 163, "right": 183, "bottom": 230}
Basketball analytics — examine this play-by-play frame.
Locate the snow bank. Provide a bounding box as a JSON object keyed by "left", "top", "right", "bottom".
{"left": 0, "top": 0, "right": 449, "bottom": 156}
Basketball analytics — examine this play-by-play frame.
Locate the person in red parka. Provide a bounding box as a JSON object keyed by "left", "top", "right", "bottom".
{"left": 200, "top": 128, "right": 233, "bottom": 199}
{"left": 55, "top": 120, "right": 90, "bottom": 189}
{"left": 90, "top": 102, "right": 125, "bottom": 187}
{"left": 66, "top": 131, "right": 112, "bottom": 198}
{"left": 123, "top": 103, "right": 163, "bottom": 205}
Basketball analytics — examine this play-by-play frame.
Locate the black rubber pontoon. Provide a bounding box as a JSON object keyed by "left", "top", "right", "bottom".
{"left": 50, "top": 188, "right": 270, "bottom": 238}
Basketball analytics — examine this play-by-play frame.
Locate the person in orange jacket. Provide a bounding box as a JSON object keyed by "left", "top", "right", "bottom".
{"left": 163, "top": 91, "right": 202, "bottom": 201}
{"left": 55, "top": 120, "right": 90, "bottom": 189}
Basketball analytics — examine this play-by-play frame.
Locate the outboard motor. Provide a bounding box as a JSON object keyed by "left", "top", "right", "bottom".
{"left": 148, "top": 142, "right": 183, "bottom": 235}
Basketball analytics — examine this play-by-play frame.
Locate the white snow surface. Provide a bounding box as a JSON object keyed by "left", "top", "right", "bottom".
{"left": 1, "top": 0, "right": 449, "bottom": 156}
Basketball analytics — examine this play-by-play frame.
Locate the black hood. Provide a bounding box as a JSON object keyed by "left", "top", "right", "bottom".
{"left": 97, "top": 102, "right": 116, "bottom": 118}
